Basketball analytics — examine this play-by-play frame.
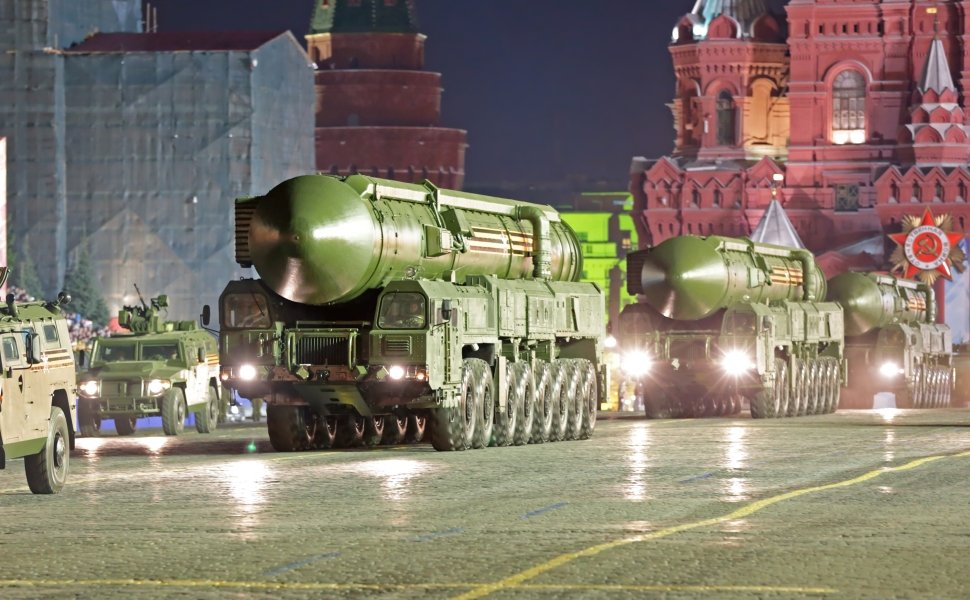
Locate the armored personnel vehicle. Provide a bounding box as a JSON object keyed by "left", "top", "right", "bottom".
{"left": 827, "top": 272, "right": 953, "bottom": 408}
{"left": 215, "top": 174, "right": 606, "bottom": 452}
{"left": 77, "top": 294, "right": 221, "bottom": 436}
{"left": 618, "top": 235, "right": 844, "bottom": 419}
{"left": 0, "top": 270, "right": 77, "bottom": 493}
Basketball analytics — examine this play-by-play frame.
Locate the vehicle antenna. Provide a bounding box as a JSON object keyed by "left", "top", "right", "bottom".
{"left": 133, "top": 283, "right": 148, "bottom": 309}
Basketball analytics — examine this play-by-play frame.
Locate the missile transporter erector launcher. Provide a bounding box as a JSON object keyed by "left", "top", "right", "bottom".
{"left": 618, "top": 235, "right": 844, "bottom": 419}
{"left": 0, "top": 269, "right": 77, "bottom": 494}
{"left": 217, "top": 174, "right": 607, "bottom": 452}
{"left": 827, "top": 272, "right": 953, "bottom": 408}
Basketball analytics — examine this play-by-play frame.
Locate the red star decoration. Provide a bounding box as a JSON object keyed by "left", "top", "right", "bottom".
{"left": 889, "top": 208, "right": 964, "bottom": 280}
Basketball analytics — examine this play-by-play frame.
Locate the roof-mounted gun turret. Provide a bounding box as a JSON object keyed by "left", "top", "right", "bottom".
{"left": 117, "top": 285, "right": 191, "bottom": 334}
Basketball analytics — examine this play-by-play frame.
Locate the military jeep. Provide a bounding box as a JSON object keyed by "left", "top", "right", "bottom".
{"left": 77, "top": 295, "right": 221, "bottom": 436}
{"left": 0, "top": 272, "right": 77, "bottom": 494}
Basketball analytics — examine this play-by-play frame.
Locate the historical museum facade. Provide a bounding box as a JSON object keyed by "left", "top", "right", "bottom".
{"left": 631, "top": 0, "right": 970, "bottom": 341}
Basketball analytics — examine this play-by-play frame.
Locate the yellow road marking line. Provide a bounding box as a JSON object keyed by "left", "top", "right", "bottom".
{"left": 0, "top": 579, "right": 836, "bottom": 594}
{"left": 453, "top": 450, "right": 970, "bottom": 600}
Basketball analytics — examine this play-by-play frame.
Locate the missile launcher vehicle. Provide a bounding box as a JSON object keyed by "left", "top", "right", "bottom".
{"left": 618, "top": 235, "right": 844, "bottom": 419}
{"left": 0, "top": 268, "right": 77, "bottom": 494}
{"left": 827, "top": 272, "right": 953, "bottom": 408}
{"left": 77, "top": 293, "right": 222, "bottom": 436}
{"left": 215, "top": 174, "right": 607, "bottom": 452}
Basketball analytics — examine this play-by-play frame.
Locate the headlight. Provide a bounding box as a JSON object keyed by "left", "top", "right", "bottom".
{"left": 79, "top": 380, "right": 99, "bottom": 397}
{"left": 621, "top": 351, "right": 651, "bottom": 377}
{"left": 721, "top": 350, "right": 755, "bottom": 376}
{"left": 604, "top": 335, "right": 617, "bottom": 349}
{"left": 388, "top": 365, "right": 405, "bottom": 380}
{"left": 238, "top": 364, "right": 257, "bottom": 381}
{"left": 147, "top": 379, "right": 171, "bottom": 395}
{"left": 879, "top": 362, "right": 902, "bottom": 378}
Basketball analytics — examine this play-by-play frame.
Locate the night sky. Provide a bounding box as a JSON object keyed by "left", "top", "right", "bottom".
{"left": 151, "top": 0, "right": 689, "bottom": 190}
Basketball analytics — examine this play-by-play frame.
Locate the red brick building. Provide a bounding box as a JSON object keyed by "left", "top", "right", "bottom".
{"left": 632, "top": 0, "right": 970, "bottom": 256}
{"left": 631, "top": 0, "right": 970, "bottom": 336}
{"left": 307, "top": 0, "right": 467, "bottom": 189}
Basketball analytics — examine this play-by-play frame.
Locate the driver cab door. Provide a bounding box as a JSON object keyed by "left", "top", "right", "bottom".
{"left": 0, "top": 332, "right": 30, "bottom": 446}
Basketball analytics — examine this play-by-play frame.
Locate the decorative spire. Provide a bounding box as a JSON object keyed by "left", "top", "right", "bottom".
{"left": 918, "top": 37, "right": 956, "bottom": 94}
{"left": 310, "top": 0, "right": 419, "bottom": 35}
{"left": 749, "top": 200, "right": 805, "bottom": 249}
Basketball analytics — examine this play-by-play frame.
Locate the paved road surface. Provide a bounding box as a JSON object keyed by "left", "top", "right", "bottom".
{"left": 2, "top": 409, "right": 970, "bottom": 598}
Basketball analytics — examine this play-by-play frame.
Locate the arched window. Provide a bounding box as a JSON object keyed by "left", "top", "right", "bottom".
{"left": 935, "top": 182, "right": 943, "bottom": 202}
{"left": 911, "top": 182, "right": 920, "bottom": 203}
{"left": 713, "top": 188, "right": 721, "bottom": 207}
{"left": 716, "top": 90, "right": 736, "bottom": 145}
{"left": 832, "top": 70, "right": 866, "bottom": 144}
{"left": 691, "top": 188, "right": 700, "bottom": 207}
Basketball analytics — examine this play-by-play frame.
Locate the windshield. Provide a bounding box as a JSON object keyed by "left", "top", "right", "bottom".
{"left": 222, "top": 292, "right": 271, "bottom": 328}
{"left": 142, "top": 343, "right": 181, "bottom": 362}
{"left": 724, "top": 312, "right": 757, "bottom": 336}
{"left": 378, "top": 292, "right": 427, "bottom": 329}
{"left": 95, "top": 342, "right": 137, "bottom": 363}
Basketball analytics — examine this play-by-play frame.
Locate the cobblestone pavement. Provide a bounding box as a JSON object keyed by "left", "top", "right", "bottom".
{"left": 2, "top": 409, "right": 970, "bottom": 599}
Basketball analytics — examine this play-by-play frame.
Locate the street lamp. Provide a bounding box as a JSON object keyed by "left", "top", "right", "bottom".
{"left": 771, "top": 172, "right": 785, "bottom": 202}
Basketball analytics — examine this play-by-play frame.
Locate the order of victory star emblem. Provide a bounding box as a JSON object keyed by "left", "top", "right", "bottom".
{"left": 889, "top": 208, "right": 967, "bottom": 283}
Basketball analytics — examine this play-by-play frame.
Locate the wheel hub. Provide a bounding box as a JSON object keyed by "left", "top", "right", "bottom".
{"left": 54, "top": 435, "right": 66, "bottom": 468}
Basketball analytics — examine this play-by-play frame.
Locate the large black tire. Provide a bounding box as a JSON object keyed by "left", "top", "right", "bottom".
{"left": 562, "top": 360, "right": 584, "bottom": 440}
{"left": 267, "top": 405, "right": 315, "bottom": 451}
{"left": 161, "top": 388, "right": 186, "bottom": 435}
{"left": 472, "top": 360, "right": 494, "bottom": 449}
{"left": 751, "top": 359, "right": 786, "bottom": 419}
{"left": 492, "top": 361, "right": 520, "bottom": 447}
{"left": 313, "top": 413, "right": 338, "bottom": 449}
{"left": 530, "top": 362, "right": 554, "bottom": 443}
{"left": 382, "top": 415, "right": 408, "bottom": 445}
{"left": 114, "top": 416, "right": 137, "bottom": 436}
{"left": 578, "top": 360, "right": 597, "bottom": 440}
{"left": 362, "top": 416, "right": 385, "bottom": 447}
{"left": 405, "top": 413, "right": 427, "bottom": 444}
{"left": 334, "top": 414, "right": 365, "bottom": 448}
{"left": 78, "top": 402, "right": 101, "bottom": 437}
{"left": 430, "top": 359, "right": 478, "bottom": 451}
{"left": 195, "top": 385, "right": 220, "bottom": 434}
{"left": 550, "top": 361, "right": 575, "bottom": 441}
{"left": 513, "top": 362, "right": 535, "bottom": 446}
{"left": 824, "top": 359, "right": 839, "bottom": 414}
{"left": 24, "top": 406, "right": 70, "bottom": 494}
{"left": 565, "top": 360, "right": 585, "bottom": 439}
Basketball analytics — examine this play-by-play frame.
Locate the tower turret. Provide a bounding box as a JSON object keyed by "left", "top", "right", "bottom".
{"left": 306, "top": 0, "right": 467, "bottom": 189}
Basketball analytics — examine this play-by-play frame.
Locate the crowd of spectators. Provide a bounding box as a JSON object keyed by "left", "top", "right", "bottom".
{"left": 8, "top": 286, "right": 112, "bottom": 351}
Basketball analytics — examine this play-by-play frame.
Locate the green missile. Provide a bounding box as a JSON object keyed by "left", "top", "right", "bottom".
{"left": 827, "top": 272, "right": 934, "bottom": 337}
{"left": 638, "top": 235, "right": 825, "bottom": 321}
{"left": 239, "top": 174, "right": 583, "bottom": 305}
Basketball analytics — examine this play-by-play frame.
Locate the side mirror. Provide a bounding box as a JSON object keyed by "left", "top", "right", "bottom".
{"left": 57, "top": 291, "right": 71, "bottom": 306}
{"left": 27, "top": 333, "right": 41, "bottom": 364}
{"left": 201, "top": 304, "right": 211, "bottom": 326}
{"left": 441, "top": 299, "right": 452, "bottom": 323}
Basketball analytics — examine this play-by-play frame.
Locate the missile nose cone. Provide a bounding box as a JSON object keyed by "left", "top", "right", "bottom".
{"left": 639, "top": 236, "right": 730, "bottom": 321}
{"left": 247, "top": 175, "right": 380, "bottom": 305}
